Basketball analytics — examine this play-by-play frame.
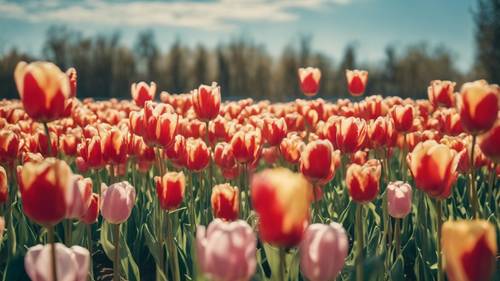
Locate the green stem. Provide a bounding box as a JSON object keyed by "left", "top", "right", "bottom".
{"left": 167, "top": 212, "right": 180, "bottom": 281}
{"left": 47, "top": 225, "right": 58, "bottom": 281}
{"left": 65, "top": 219, "right": 72, "bottom": 246}
{"left": 188, "top": 175, "right": 196, "bottom": 236}
{"left": 87, "top": 224, "right": 94, "bottom": 281}
{"left": 113, "top": 223, "right": 120, "bottom": 281}
{"left": 394, "top": 218, "right": 401, "bottom": 258}
{"left": 355, "top": 204, "right": 364, "bottom": 281}
{"left": 469, "top": 135, "right": 479, "bottom": 219}
{"left": 434, "top": 199, "right": 443, "bottom": 281}
{"left": 278, "top": 247, "right": 286, "bottom": 281}
{"left": 158, "top": 210, "right": 164, "bottom": 281}
{"left": 43, "top": 122, "right": 52, "bottom": 155}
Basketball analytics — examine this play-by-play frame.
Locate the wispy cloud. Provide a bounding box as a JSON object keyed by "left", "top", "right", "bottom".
{"left": 0, "top": 0, "right": 350, "bottom": 30}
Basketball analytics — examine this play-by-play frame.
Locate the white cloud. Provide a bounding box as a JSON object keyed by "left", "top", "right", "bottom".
{"left": 0, "top": 0, "right": 351, "bottom": 31}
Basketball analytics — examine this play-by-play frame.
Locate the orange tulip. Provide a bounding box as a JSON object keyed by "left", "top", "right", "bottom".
{"left": 428, "top": 80, "right": 456, "bottom": 108}
{"left": 478, "top": 117, "right": 500, "bottom": 163}
{"left": 186, "top": 138, "right": 210, "bottom": 172}
{"left": 346, "top": 159, "right": 381, "bottom": 203}
{"left": 390, "top": 104, "right": 414, "bottom": 132}
{"left": 251, "top": 168, "right": 312, "bottom": 247}
{"left": 336, "top": 117, "right": 367, "bottom": 153}
{"left": 60, "top": 134, "right": 79, "bottom": 157}
{"left": 211, "top": 183, "right": 239, "bottom": 221}
{"left": 155, "top": 172, "right": 185, "bottom": 211}
{"left": 300, "top": 140, "right": 337, "bottom": 184}
{"left": 407, "top": 140, "right": 459, "bottom": 199}
{"left": 192, "top": 82, "right": 221, "bottom": 121}
{"left": 18, "top": 158, "right": 72, "bottom": 226}
{"left": 14, "top": 61, "right": 71, "bottom": 122}
{"left": 457, "top": 80, "right": 499, "bottom": 134}
{"left": 131, "top": 81, "right": 156, "bottom": 107}
{"left": 0, "top": 166, "right": 7, "bottom": 205}
{"left": 346, "top": 69, "right": 368, "bottom": 96}
{"left": 298, "top": 67, "right": 321, "bottom": 97}
{"left": 441, "top": 220, "right": 497, "bottom": 281}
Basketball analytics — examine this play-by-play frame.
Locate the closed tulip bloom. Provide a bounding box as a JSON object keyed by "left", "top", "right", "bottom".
{"left": 14, "top": 61, "right": 71, "bottom": 122}
{"left": 346, "top": 69, "right": 368, "bottom": 96}
{"left": 441, "top": 220, "right": 497, "bottom": 281}
{"left": 197, "top": 219, "right": 257, "bottom": 281}
{"left": 346, "top": 159, "right": 381, "bottom": 203}
{"left": 65, "top": 176, "right": 93, "bottom": 219}
{"left": 428, "top": 80, "right": 456, "bottom": 108}
{"left": 77, "top": 136, "right": 105, "bottom": 169}
{"left": 211, "top": 183, "right": 239, "bottom": 221}
{"left": 300, "top": 140, "right": 336, "bottom": 184}
{"left": 407, "top": 140, "right": 459, "bottom": 199}
{"left": 279, "top": 134, "right": 305, "bottom": 164}
{"left": 298, "top": 67, "right": 321, "bottom": 97}
{"left": 186, "top": 138, "right": 210, "bottom": 171}
{"left": 25, "top": 243, "right": 90, "bottom": 281}
{"left": 156, "top": 112, "right": 178, "bottom": 149}
{"left": 102, "top": 128, "right": 128, "bottom": 165}
{"left": 0, "top": 166, "right": 7, "bottom": 205}
{"left": 192, "top": 82, "right": 221, "bottom": 121}
{"left": 165, "top": 135, "right": 187, "bottom": 168}
{"left": 100, "top": 181, "right": 136, "bottom": 224}
{"left": 79, "top": 193, "right": 99, "bottom": 224}
{"left": 262, "top": 117, "right": 287, "bottom": 147}
{"left": 300, "top": 223, "right": 348, "bottom": 281}
{"left": 478, "top": 117, "right": 500, "bottom": 163}
{"left": 214, "top": 142, "right": 237, "bottom": 169}
{"left": 131, "top": 81, "right": 156, "bottom": 107}
{"left": 0, "top": 129, "right": 21, "bottom": 164}
{"left": 458, "top": 80, "right": 499, "bottom": 134}
{"left": 230, "top": 126, "right": 262, "bottom": 164}
{"left": 154, "top": 172, "right": 185, "bottom": 211}
{"left": 66, "top": 67, "right": 77, "bottom": 98}
{"left": 60, "top": 134, "right": 79, "bottom": 156}
{"left": 368, "top": 117, "right": 388, "bottom": 148}
{"left": 336, "top": 117, "right": 367, "bottom": 153}
{"left": 390, "top": 104, "right": 415, "bottom": 132}
{"left": 18, "top": 158, "right": 72, "bottom": 226}
{"left": 386, "top": 181, "right": 412, "bottom": 219}
{"left": 251, "top": 168, "right": 312, "bottom": 247}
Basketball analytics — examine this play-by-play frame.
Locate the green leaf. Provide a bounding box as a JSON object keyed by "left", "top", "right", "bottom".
{"left": 390, "top": 255, "right": 404, "bottom": 280}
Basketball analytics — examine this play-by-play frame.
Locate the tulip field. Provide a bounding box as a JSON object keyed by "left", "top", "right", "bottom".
{"left": 0, "top": 62, "right": 499, "bottom": 281}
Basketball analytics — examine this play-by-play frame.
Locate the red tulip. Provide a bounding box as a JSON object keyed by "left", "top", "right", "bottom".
{"left": 368, "top": 117, "right": 388, "bottom": 148}
{"left": 214, "top": 142, "right": 237, "bottom": 169}
{"left": 131, "top": 81, "right": 156, "bottom": 107}
{"left": 336, "top": 117, "right": 367, "bottom": 153}
{"left": 230, "top": 126, "right": 262, "bottom": 164}
{"left": 300, "top": 140, "right": 337, "bottom": 184}
{"left": 165, "top": 135, "right": 187, "bottom": 168}
{"left": 279, "top": 134, "right": 305, "bottom": 164}
{"left": 251, "top": 168, "right": 312, "bottom": 247}
{"left": 407, "top": 140, "right": 459, "bottom": 199}
{"left": 478, "top": 117, "right": 500, "bottom": 163}
{"left": 298, "top": 67, "right": 321, "bottom": 97}
{"left": 78, "top": 136, "right": 105, "bottom": 169}
{"left": 80, "top": 193, "right": 100, "bottom": 224}
{"left": 156, "top": 112, "right": 179, "bottom": 149}
{"left": 428, "top": 80, "right": 456, "bottom": 108}
{"left": 211, "top": 183, "right": 239, "bottom": 221}
{"left": 457, "top": 80, "right": 499, "bottom": 134}
{"left": 192, "top": 82, "right": 221, "bottom": 121}
{"left": 346, "top": 159, "right": 381, "bottom": 203}
{"left": 155, "top": 172, "right": 185, "bottom": 211}
{"left": 262, "top": 117, "right": 287, "bottom": 147}
{"left": 102, "top": 128, "right": 128, "bottom": 165}
{"left": 60, "top": 134, "right": 79, "bottom": 156}
{"left": 18, "top": 158, "right": 73, "bottom": 226}
{"left": 346, "top": 69, "right": 368, "bottom": 96}
{"left": 0, "top": 129, "right": 20, "bottom": 164}
{"left": 14, "top": 61, "right": 71, "bottom": 122}
{"left": 0, "top": 166, "right": 7, "bottom": 205}
{"left": 186, "top": 138, "right": 210, "bottom": 172}
{"left": 390, "top": 104, "right": 415, "bottom": 132}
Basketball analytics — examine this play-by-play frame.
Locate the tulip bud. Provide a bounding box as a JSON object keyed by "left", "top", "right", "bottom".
{"left": 346, "top": 69, "right": 368, "bottom": 96}
{"left": 197, "top": 219, "right": 257, "bottom": 281}
{"left": 18, "top": 158, "right": 72, "bottom": 226}
{"left": 298, "top": 67, "right": 321, "bottom": 97}
{"left": 66, "top": 176, "right": 93, "bottom": 219}
{"left": 458, "top": 80, "right": 499, "bottom": 134}
{"left": 300, "top": 140, "right": 336, "bottom": 184}
{"left": 25, "top": 243, "right": 90, "bottom": 281}
{"left": 0, "top": 166, "right": 7, "bottom": 205}
{"left": 192, "top": 82, "right": 221, "bottom": 121}
{"left": 346, "top": 159, "right": 381, "bottom": 203}
{"left": 131, "top": 81, "right": 156, "bottom": 107}
{"left": 211, "top": 183, "right": 239, "bottom": 221}
{"left": 386, "top": 181, "right": 412, "bottom": 219}
{"left": 428, "top": 80, "right": 456, "bottom": 108}
{"left": 80, "top": 193, "right": 99, "bottom": 224}
{"left": 442, "top": 220, "right": 497, "bottom": 281}
{"left": 478, "top": 117, "right": 500, "bottom": 163}
{"left": 14, "top": 61, "right": 71, "bottom": 122}
{"left": 154, "top": 172, "right": 185, "bottom": 211}
{"left": 300, "top": 223, "right": 348, "bottom": 281}
{"left": 390, "top": 104, "right": 415, "bottom": 132}
{"left": 100, "top": 181, "right": 136, "bottom": 224}
{"left": 186, "top": 138, "right": 210, "bottom": 172}
{"left": 251, "top": 168, "right": 312, "bottom": 247}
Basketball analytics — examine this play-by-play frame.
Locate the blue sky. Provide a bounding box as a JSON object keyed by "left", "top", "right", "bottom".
{"left": 0, "top": 0, "right": 477, "bottom": 71}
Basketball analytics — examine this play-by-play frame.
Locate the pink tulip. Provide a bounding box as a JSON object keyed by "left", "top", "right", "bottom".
{"left": 25, "top": 243, "right": 89, "bottom": 281}
{"left": 300, "top": 223, "right": 348, "bottom": 281}
{"left": 197, "top": 219, "right": 257, "bottom": 281}
{"left": 100, "top": 181, "right": 135, "bottom": 224}
{"left": 386, "top": 181, "right": 412, "bottom": 219}
{"left": 65, "top": 176, "right": 93, "bottom": 219}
